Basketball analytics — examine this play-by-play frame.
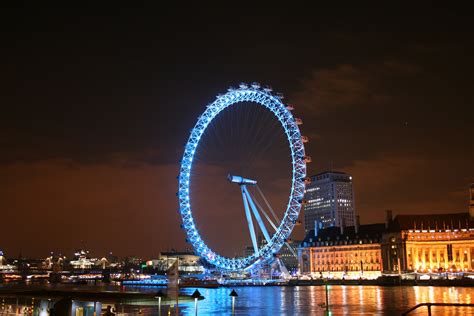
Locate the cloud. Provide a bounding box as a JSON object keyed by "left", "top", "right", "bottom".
{"left": 341, "top": 152, "right": 473, "bottom": 224}
{"left": 291, "top": 60, "right": 421, "bottom": 116}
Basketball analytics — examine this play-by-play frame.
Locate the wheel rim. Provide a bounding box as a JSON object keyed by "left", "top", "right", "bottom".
{"left": 178, "top": 84, "right": 306, "bottom": 271}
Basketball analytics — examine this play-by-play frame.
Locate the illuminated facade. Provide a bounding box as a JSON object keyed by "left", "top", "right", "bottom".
{"left": 303, "top": 171, "right": 355, "bottom": 233}
{"left": 299, "top": 224, "right": 385, "bottom": 279}
{"left": 69, "top": 249, "right": 109, "bottom": 270}
{"left": 0, "top": 250, "right": 16, "bottom": 272}
{"left": 385, "top": 212, "right": 474, "bottom": 273}
{"left": 405, "top": 230, "right": 473, "bottom": 272}
{"left": 154, "top": 252, "right": 204, "bottom": 273}
{"left": 299, "top": 209, "right": 474, "bottom": 277}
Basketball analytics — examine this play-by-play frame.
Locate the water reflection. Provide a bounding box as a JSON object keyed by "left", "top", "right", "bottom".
{"left": 0, "top": 285, "right": 473, "bottom": 315}
{"left": 177, "top": 286, "right": 474, "bottom": 315}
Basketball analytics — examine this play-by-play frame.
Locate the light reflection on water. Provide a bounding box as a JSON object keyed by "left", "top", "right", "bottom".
{"left": 182, "top": 285, "right": 474, "bottom": 315}
{"left": 178, "top": 286, "right": 474, "bottom": 315}
{"left": 1, "top": 285, "right": 473, "bottom": 315}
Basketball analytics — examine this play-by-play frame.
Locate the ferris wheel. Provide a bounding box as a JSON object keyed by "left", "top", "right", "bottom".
{"left": 177, "top": 82, "right": 310, "bottom": 272}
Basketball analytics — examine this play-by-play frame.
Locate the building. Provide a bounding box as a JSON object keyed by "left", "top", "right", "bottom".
{"left": 154, "top": 252, "right": 204, "bottom": 274}
{"left": 299, "top": 211, "right": 474, "bottom": 278}
{"left": 242, "top": 234, "right": 268, "bottom": 258}
{"left": 298, "top": 222, "right": 384, "bottom": 279}
{"left": 278, "top": 240, "right": 300, "bottom": 273}
{"left": 242, "top": 237, "right": 299, "bottom": 275}
{"left": 0, "top": 250, "right": 16, "bottom": 272}
{"left": 303, "top": 171, "right": 356, "bottom": 233}
{"left": 41, "top": 253, "right": 67, "bottom": 271}
{"left": 69, "top": 249, "right": 108, "bottom": 270}
{"left": 384, "top": 212, "right": 474, "bottom": 273}
{"left": 299, "top": 184, "right": 474, "bottom": 277}
{"left": 69, "top": 250, "right": 95, "bottom": 270}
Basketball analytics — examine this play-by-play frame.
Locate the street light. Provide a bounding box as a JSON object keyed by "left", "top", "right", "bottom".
{"left": 318, "top": 278, "right": 330, "bottom": 315}
{"left": 229, "top": 289, "right": 238, "bottom": 315}
{"left": 191, "top": 289, "right": 203, "bottom": 316}
{"left": 155, "top": 290, "right": 166, "bottom": 316}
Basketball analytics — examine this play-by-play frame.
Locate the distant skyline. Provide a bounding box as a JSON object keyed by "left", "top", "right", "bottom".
{"left": 1, "top": 4, "right": 473, "bottom": 257}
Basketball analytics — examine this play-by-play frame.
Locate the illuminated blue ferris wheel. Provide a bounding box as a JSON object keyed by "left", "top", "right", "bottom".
{"left": 177, "top": 83, "right": 310, "bottom": 272}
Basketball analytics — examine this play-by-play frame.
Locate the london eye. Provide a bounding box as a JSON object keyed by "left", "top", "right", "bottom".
{"left": 177, "top": 83, "right": 309, "bottom": 272}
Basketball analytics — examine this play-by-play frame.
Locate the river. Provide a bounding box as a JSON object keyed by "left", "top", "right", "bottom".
{"left": 178, "top": 286, "right": 473, "bottom": 315}
{"left": 1, "top": 284, "right": 473, "bottom": 315}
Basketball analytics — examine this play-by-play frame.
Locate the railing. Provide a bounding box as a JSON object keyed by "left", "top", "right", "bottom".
{"left": 402, "top": 303, "right": 474, "bottom": 315}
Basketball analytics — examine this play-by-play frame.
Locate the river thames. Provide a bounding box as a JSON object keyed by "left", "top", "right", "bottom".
{"left": 2, "top": 284, "right": 473, "bottom": 315}
{"left": 178, "top": 286, "right": 473, "bottom": 315}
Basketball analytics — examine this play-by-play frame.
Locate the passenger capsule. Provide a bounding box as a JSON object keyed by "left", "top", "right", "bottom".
{"left": 295, "top": 118, "right": 303, "bottom": 125}
{"left": 301, "top": 136, "right": 309, "bottom": 143}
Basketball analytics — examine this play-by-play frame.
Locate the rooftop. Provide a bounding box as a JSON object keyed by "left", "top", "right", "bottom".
{"left": 301, "top": 224, "right": 386, "bottom": 247}
{"left": 390, "top": 212, "right": 473, "bottom": 231}
{"left": 309, "top": 171, "right": 352, "bottom": 183}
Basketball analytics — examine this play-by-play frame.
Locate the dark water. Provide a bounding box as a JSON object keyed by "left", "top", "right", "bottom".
{"left": 1, "top": 284, "right": 474, "bottom": 315}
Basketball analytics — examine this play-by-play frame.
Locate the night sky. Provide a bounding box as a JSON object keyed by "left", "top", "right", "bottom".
{"left": 1, "top": 4, "right": 473, "bottom": 258}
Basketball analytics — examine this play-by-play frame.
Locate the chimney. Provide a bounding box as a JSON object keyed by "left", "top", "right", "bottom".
{"left": 355, "top": 215, "right": 360, "bottom": 234}
{"left": 385, "top": 210, "right": 393, "bottom": 229}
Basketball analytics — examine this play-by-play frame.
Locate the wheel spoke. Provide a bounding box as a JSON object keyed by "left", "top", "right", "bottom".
{"left": 178, "top": 83, "right": 307, "bottom": 272}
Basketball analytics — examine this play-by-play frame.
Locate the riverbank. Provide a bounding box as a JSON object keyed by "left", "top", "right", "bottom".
{"left": 3, "top": 276, "right": 474, "bottom": 289}
{"left": 0, "top": 287, "right": 199, "bottom": 306}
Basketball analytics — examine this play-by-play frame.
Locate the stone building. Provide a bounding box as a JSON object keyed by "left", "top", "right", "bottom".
{"left": 298, "top": 211, "right": 474, "bottom": 278}
{"left": 303, "top": 171, "right": 356, "bottom": 233}
{"left": 298, "top": 221, "right": 385, "bottom": 279}
{"left": 384, "top": 212, "right": 474, "bottom": 273}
